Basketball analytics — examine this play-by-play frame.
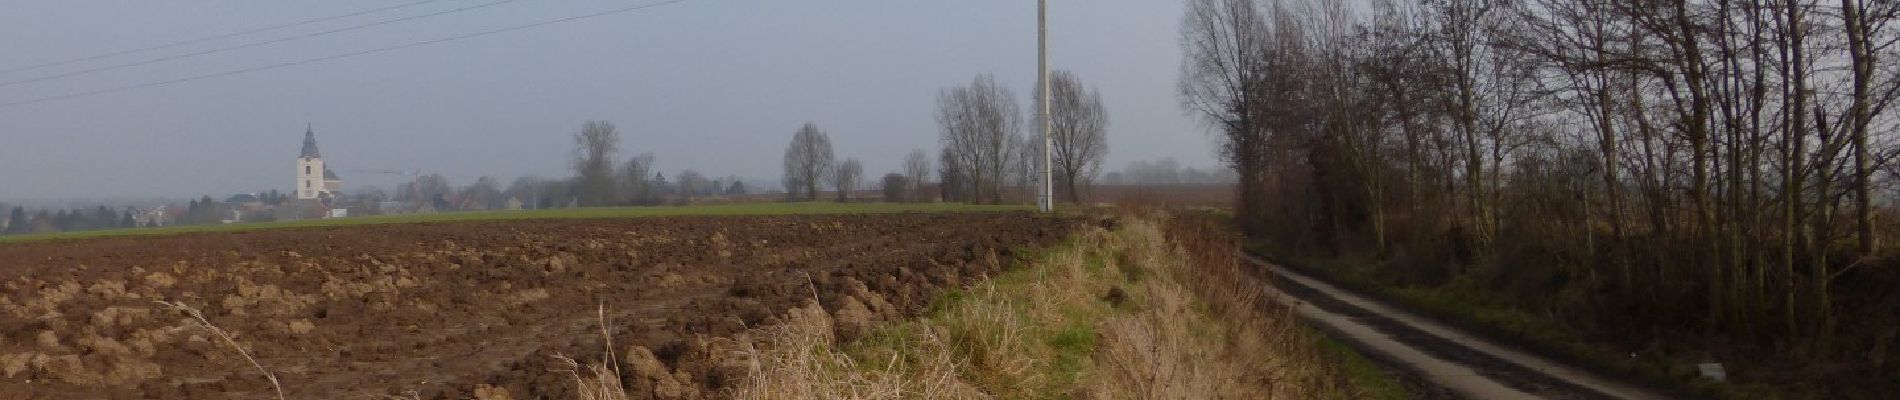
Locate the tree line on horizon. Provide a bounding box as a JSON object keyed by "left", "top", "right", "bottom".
{"left": 2, "top": 69, "right": 1119, "bottom": 234}
{"left": 566, "top": 71, "right": 1113, "bottom": 207}
{"left": 0, "top": 192, "right": 297, "bottom": 235}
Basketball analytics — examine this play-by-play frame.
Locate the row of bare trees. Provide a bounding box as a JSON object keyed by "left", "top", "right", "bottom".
{"left": 1183, "top": 0, "right": 1900, "bottom": 390}
{"left": 775, "top": 72, "right": 1110, "bottom": 205}
{"left": 571, "top": 120, "right": 749, "bottom": 207}
{"left": 780, "top": 123, "right": 871, "bottom": 202}
{"left": 935, "top": 73, "right": 1109, "bottom": 204}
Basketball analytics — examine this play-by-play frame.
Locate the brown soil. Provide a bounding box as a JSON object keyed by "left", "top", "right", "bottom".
{"left": 0, "top": 212, "right": 1075, "bottom": 399}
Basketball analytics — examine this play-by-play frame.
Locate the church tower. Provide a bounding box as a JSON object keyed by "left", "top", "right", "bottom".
{"left": 296, "top": 125, "right": 326, "bottom": 200}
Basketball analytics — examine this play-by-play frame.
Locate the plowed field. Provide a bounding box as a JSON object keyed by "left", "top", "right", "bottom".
{"left": 0, "top": 212, "right": 1075, "bottom": 399}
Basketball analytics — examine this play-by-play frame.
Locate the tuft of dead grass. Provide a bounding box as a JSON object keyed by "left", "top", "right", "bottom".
{"left": 553, "top": 304, "right": 632, "bottom": 400}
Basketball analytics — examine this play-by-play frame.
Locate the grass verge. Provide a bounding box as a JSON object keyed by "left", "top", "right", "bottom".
{"left": 0, "top": 202, "right": 1030, "bottom": 244}
{"left": 725, "top": 211, "right": 1410, "bottom": 399}
{"left": 1316, "top": 333, "right": 1414, "bottom": 400}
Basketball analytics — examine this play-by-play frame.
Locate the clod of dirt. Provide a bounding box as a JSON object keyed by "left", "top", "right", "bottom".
{"left": 288, "top": 320, "right": 315, "bottom": 335}
{"left": 471, "top": 384, "right": 513, "bottom": 400}
{"left": 1103, "top": 286, "right": 1129, "bottom": 309}
{"left": 90, "top": 307, "right": 150, "bottom": 329}
{"left": 708, "top": 232, "right": 734, "bottom": 260}
{"left": 839, "top": 278, "right": 897, "bottom": 318}
{"left": 35, "top": 331, "right": 62, "bottom": 351}
{"left": 1, "top": 352, "right": 31, "bottom": 378}
{"left": 621, "top": 345, "right": 678, "bottom": 398}
{"left": 832, "top": 296, "right": 876, "bottom": 342}
{"left": 653, "top": 371, "right": 694, "bottom": 400}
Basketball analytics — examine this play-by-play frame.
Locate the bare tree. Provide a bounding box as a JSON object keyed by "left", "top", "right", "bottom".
{"left": 1011, "top": 133, "right": 1039, "bottom": 200}
{"left": 1180, "top": 0, "right": 1272, "bottom": 224}
{"left": 619, "top": 153, "right": 658, "bottom": 205}
{"left": 505, "top": 176, "right": 547, "bottom": 209}
{"left": 408, "top": 174, "right": 454, "bottom": 206}
{"left": 903, "top": 148, "right": 931, "bottom": 202}
{"left": 459, "top": 176, "right": 502, "bottom": 210}
{"left": 782, "top": 123, "right": 835, "bottom": 201}
{"left": 832, "top": 158, "right": 864, "bottom": 202}
{"left": 937, "top": 74, "right": 1024, "bottom": 204}
{"left": 571, "top": 120, "right": 620, "bottom": 207}
{"left": 881, "top": 173, "right": 909, "bottom": 203}
{"left": 676, "top": 170, "right": 708, "bottom": 199}
{"left": 1036, "top": 70, "right": 1110, "bottom": 202}
{"left": 724, "top": 175, "right": 749, "bottom": 196}
{"left": 938, "top": 147, "right": 968, "bottom": 202}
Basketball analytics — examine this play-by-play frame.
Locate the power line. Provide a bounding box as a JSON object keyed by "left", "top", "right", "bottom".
{"left": 0, "top": 0, "right": 459, "bottom": 76}
{"left": 0, "top": 0, "right": 695, "bottom": 110}
{"left": 0, "top": 0, "right": 525, "bottom": 90}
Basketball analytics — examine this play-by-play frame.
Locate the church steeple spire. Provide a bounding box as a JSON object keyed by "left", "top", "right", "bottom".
{"left": 300, "top": 124, "right": 321, "bottom": 158}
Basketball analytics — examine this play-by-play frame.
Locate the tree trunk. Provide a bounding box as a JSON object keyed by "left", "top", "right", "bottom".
{"left": 1842, "top": 0, "right": 1877, "bottom": 256}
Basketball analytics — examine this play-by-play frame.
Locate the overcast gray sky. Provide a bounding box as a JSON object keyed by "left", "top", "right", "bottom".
{"left": 0, "top": 0, "right": 1220, "bottom": 200}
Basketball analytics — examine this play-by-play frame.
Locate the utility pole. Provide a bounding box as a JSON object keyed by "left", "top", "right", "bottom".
{"left": 1037, "top": 0, "right": 1054, "bottom": 213}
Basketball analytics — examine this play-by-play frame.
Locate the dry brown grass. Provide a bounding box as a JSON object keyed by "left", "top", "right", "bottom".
{"left": 1084, "top": 212, "right": 1363, "bottom": 399}
{"left": 727, "top": 299, "right": 987, "bottom": 399}
{"left": 552, "top": 355, "right": 629, "bottom": 400}
{"left": 554, "top": 304, "right": 632, "bottom": 400}
{"left": 723, "top": 211, "right": 1379, "bottom": 400}
{"left": 726, "top": 225, "right": 1117, "bottom": 400}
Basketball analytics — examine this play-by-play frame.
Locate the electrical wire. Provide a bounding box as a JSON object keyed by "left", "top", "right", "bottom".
{"left": 0, "top": 0, "right": 694, "bottom": 110}
{"left": 0, "top": 0, "right": 459, "bottom": 76}
{"left": 0, "top": 0, "right": 526, "bottom": 90}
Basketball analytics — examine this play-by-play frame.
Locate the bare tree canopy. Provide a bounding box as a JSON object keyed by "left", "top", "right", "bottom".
{"left": 782, "top": 123, "right": 835, "bottom": 201}
{"left": 1036, "top": 70, "right": 1109, "bottom": 202}
{"left": 937, "top": 74, "right": 1024, "bottom": 204}
{"left": 675, "top": 169, "right": 708, "bottom": 200}
{"left": 570, "top": 120, "right": 620, "bottom": 207}
{"left": 620, "top": 153, "right": 658, "bottom": 205}
{"left": 938, "top": 147, "right": 969, "bottom": 203}
{"left": 880, "top": 173, "right": 909, "bottom": 203}
{"left": 504, "top": 176, "right": 548, "bottom": 209}
{"left": 1010, "top": 133, "right": 1039, "bottom": 198}
{"left": 832, "top": 158, "right": 863, "bottom": 202}
{"left": 1179, "top": 0, "right": 1275, "bottom": 222}
{"left": 459, "top": 176, "right": 502, "bottom": 211}
{"left": 903, "top": 148, "right": 931, "bottom": 202}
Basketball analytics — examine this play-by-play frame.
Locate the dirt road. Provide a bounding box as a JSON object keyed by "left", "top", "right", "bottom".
{"left": 1241, "top": 253, "right": 1671, "bottom": 400}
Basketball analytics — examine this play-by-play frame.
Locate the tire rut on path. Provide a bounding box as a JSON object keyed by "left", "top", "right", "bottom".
{"left": 1240, "top": 253, "right": 1670, "bottom": 400}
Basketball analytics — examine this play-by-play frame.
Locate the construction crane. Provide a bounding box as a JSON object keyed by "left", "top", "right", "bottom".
{"left": 350, "top": 169, "right": 417, "bottom": 176}
{"left": 348, "top": 169, "right": 424, "bottom": 201}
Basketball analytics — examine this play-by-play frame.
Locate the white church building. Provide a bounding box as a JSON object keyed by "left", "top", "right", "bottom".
{"left": 296, "top": 126, "right": 344, "bottom": 200}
